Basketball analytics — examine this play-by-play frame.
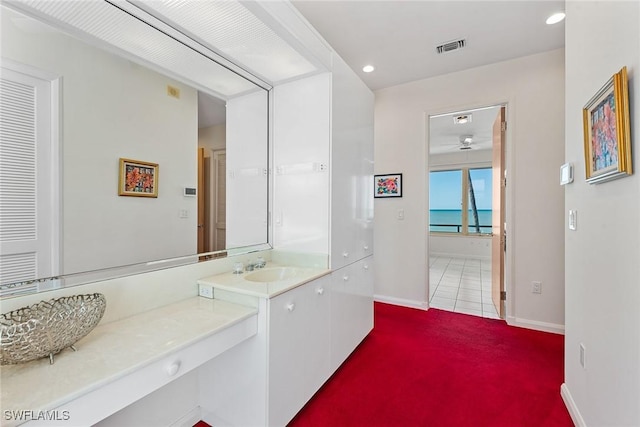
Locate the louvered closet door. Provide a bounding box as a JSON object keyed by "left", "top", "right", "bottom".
{"left": 0, "top": 66, "right": 55, "bottom": 289}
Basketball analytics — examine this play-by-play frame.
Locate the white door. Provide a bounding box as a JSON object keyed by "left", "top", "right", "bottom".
{"left": 212, "top": 150, "right": 226, "bottom": 251}
{"left": 491, "top": 107, "right": 506, "bottom": 317}
{"left": 0, "top": 64, "right": 58, "bottom": 293}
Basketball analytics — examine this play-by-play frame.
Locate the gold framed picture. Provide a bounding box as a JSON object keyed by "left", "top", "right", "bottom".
{"left": 118, "top": 158, "right": 159, "bottom": 197}
{"left": 582, "top": 66, "right": 632, "bottom": 184}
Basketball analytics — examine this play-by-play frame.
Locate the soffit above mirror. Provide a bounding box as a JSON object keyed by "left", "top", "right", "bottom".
{"left": 5, "top": 0, "right": 261, "bottom": 98}
{"left": 128, "top": 0, "right": 320, "bottom": 84}
{"left": 6, "top": 0, "right": 327, "bottom": 94}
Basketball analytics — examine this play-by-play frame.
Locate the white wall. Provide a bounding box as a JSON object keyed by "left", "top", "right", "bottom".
{"left": 2, "top": 8, "right": 198, "bottom": 274}
{"left": 272, "top": 73, "right": 331, "bottom": 255}
{"left": 198, "top": 124, "right": 226, "bottom": 152}
{"left": 374, "top": 48, "right": 566, "bottom": 330}
{"left": 429, "top": 149, "right": 492, "bottom": 169}
{"left": 430, "top": 235, "right": 491, "bottom": 260}
{"left": 563, "top": 2, "right": 640, "bottom": 425}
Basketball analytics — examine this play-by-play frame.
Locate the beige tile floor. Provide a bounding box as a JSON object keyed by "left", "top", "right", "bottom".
{"left": 429, "top": 256, "right": 501, "bottom": 319}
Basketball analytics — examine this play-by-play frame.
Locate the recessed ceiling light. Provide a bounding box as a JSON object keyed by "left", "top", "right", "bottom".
{"left": 453, "top": 114, "right": 472, "bottom": 124}
{"left": 546, "top": 12, "right": 566, "bottom": 25}
{"left": 362, "top": 65, "right": 375, "bottom": 73}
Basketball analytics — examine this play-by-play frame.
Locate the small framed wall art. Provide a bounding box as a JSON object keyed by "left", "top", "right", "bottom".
{"left": 582, "top": 66, "right": 632, "bottom": 184}
{"left": 118, "top": 158, "right": 159, "bottom": 197}
{"left": 374, "top": 173, "right": 402, "bottom": 198}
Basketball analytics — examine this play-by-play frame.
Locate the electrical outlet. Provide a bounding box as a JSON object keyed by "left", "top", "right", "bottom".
{"left": 580, "top": 343, "right": 586, "bottom": 369}
{"left": 532, "top": 281, "right": 542, "bottom": 294}
{"left": 198, "top": 283, "right": 214, "bottom": 299}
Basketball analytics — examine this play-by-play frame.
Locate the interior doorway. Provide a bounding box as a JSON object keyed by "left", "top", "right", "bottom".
{"left": 427, "top": 104, "right": 506, "bottom": 319}
{"left": 197, "top": 92, "right": 227, "bottom": 257}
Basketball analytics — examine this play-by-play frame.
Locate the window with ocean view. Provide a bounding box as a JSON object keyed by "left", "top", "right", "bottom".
{"left": 430, "top": 168, "right": 492, "bottom": 234}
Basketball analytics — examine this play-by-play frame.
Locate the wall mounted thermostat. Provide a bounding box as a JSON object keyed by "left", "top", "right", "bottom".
{"left": 560, "top": 163, "right": 574, "bottom": 185}
{"left": 183, "top": 187, "right": 197, "bottom": 197}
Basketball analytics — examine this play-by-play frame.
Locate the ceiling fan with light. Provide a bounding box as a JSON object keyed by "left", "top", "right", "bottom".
{"left": 459, "top": 135, "right": 473, "bottom": 150}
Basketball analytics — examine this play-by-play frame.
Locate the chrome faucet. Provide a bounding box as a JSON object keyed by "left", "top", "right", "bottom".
{"left": 244, "top": 257, "right": 266, "bottom": 272}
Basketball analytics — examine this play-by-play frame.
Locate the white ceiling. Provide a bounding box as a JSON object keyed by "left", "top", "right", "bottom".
{"left": 200, "top": 1, "right": 566, "bottom": 137}
{"left": 292, "top": 0, "right": 565, "bottom": 152}
{"left": 429, "top": 105, "right": 501, "bottom": 154}
{"left": 291, "top": 0, "right": 565, "bottom": 91}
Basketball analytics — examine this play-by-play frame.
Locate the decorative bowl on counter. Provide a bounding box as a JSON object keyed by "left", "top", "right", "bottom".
{"left": 0, "top": 293, "right": 106, "bottom": 365}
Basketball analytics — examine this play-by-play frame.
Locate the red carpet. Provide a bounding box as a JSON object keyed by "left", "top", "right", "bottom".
{"left": 288, "top": 302, "right": 573, "bottom": 427}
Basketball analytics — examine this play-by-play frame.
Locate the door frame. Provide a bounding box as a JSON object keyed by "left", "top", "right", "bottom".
{"left": 426, "top": 102, "right": 512, "bottom": 319}
{"left": 1, "top": 59, "right": 61, "bottom": 279}
{"left": 211, "top": 149, "right": 226, "bottom": 251}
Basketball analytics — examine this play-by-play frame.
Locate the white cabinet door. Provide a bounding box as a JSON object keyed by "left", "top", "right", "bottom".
{"left": 330, "top": 123, "right": 358, "bottom": 270}
{"left": 355, "top": 123, "right": 374, "bottom": 262}
{"left": 330, "top": 256, "right": 374, "bottom": 371}
{"left": 355, "top": 256, "right": 374, "bottom": 341}
{"left": 273, "top": 74, "right": 331, "bottom": 255}
{"left": 330, "top": 56, "right": 374, "bottom": 270}
{"left": 268, "top": 276, "right": 331, "bottom": 426}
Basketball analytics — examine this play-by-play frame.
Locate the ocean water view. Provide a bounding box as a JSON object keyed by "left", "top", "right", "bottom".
{"left": 430, "top": 209, "right": 492, "bottom": 233}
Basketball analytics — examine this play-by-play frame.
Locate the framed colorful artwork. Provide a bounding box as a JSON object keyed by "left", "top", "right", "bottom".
{"left": 118, "top": 158, "right": 159, "bottom": 197}
{"left": 583, "top": 66, "right": 632, "bottom": 184}
{"left": 374, "top": 173, "right": 402, "bottom": 198}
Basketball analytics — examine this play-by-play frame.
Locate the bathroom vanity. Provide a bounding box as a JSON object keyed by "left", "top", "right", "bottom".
{"left": 0, "top": 257, "right": 372, "bottom": 427}
{"left": 196, "top": 259, "right": 373, "bottom": 426}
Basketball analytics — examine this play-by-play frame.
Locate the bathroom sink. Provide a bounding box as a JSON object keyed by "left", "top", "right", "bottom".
{"left": 244, "top": 267, "right": 300, "bottom": 283}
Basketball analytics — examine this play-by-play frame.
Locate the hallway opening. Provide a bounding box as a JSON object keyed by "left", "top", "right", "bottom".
{"left": 427, "top": 104, "right": 506, "bottom": 318}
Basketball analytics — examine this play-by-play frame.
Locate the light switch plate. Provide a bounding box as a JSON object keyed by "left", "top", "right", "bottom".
{"left": 569, "top": 210, "right": 577, "bottom": 230}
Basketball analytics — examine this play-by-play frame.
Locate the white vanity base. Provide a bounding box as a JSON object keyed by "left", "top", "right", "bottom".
{"left": 0, "top": 298, "right": 257, "bottom": 427}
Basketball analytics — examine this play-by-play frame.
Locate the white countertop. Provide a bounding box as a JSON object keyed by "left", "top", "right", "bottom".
{"left": 0, "top": 297, "right": 257, "bottom": 426}
{"left": 197, "top": 264, "right": 331, "bottom": 298}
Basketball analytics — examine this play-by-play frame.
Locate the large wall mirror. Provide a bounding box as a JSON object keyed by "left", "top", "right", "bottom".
{"left": 0, "top": 1, "right": 271, "bottom": 297}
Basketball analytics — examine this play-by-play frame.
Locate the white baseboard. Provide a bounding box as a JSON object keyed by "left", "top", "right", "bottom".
{"left": 561, "top": 383, "right": 586, "bottom": 427}
{"left": 374, "top": 294, "right": 428, "bottom": 310}
{"left": 170, "top": 406, "right": 202, "bottom": 427}
{"left": 506, "top": 316, "right": 565, "bottom": 334}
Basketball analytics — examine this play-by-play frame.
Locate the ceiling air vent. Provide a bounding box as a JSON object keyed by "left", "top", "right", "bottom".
{"left": 436, "top": 39, "right": 466, "bottom": 54}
